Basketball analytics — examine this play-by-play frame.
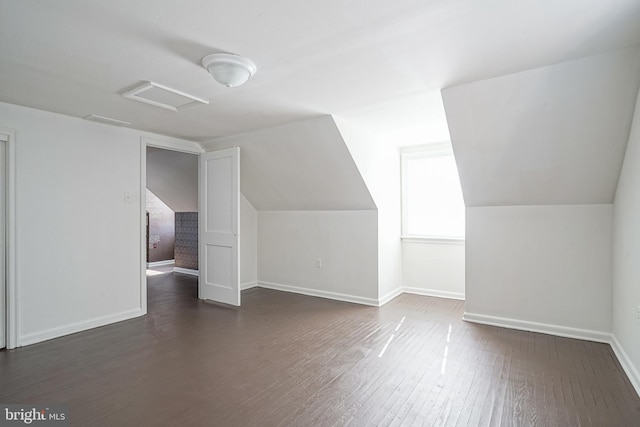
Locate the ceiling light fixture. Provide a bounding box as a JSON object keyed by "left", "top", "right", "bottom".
{"left": 202, "top": 53, "right": 257, "bottom": 88}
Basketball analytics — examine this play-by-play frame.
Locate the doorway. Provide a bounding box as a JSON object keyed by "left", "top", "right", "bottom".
{"left": 140, "top": 139, "right": 200, "bottom": 313}
{"left": 140, "top": 139, "right": 242, "bottom": 312}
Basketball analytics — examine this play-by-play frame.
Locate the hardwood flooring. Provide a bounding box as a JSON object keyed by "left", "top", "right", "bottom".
{"left": 1, "top": 271, "right": 639, "bottom": 426}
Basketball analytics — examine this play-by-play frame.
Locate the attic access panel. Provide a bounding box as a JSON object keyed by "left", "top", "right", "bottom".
{"left": 123, "top": 81, "right": 208, "bottom": 112}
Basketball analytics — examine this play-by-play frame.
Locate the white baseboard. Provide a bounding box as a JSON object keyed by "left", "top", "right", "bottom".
{"left": 463, "top": 312, "right": 612, "bottom": 344}
{"left": 403, "top": 287, "right": 465, "bottom": 301}
{"left": 19, "top": 308, "right": 144, "bottom": 347}
{"left": 378, "top": 287, "right": 465, "bottom": 307}
{"left": 257, "top": 281, "right": 379, "bottom": 307}
{"left": 241, "top": 281, "right": 258, "bottom": 290}
{"left": 147, "top": 259, "right": 174, "bottom": 267}
{"left": 248, "top": 284, "right": 463, "bottom": 307}
{"left": 611, "top": 334, "right": 640, "bottom": 398}
{"left": 379, "top": 288, "right": 404, "bottom": 306}
{"left": 173, "top": 267, "right": 198, "bottom": 276}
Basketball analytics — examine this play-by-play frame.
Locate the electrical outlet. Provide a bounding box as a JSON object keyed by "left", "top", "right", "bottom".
{"left": 316, "top": 258, "right": 322, "bottom": 268}
{"left": 636, "top": 306, "right": 640, "bottom": 321}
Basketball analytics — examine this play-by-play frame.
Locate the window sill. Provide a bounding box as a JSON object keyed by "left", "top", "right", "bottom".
{"left": 401, "top": 236, "right": 465, "bottom": 245}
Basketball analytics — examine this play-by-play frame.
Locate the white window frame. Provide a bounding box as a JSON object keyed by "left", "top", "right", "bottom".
{"left": 400, "top": 142, "right": 465, "bottom": 243}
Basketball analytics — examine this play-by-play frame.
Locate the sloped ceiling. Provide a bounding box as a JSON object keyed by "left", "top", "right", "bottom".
{"left": 1, "top": 1, "right": 640, "bottom": 141}
{"left": 203, "top": 116, "right": 375, "bottom": 211}
{"left": 442, "top": 48, "right": 640, "bottom": 207}
{"left": 3, "top": 1, "right": 640, "bottom": 213}
{"left": 336, "top": 90, "right": 450, "bottom": 147}
{"left": 146, "top": 147, "right": 198, "bottom": 212}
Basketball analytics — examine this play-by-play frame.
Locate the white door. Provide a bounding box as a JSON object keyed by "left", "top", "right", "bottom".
{"left": 0, "top": 136, "right": 6, "bottom": 348}
{"left": 199, "top": 147, "right": 240, "bottom": 306}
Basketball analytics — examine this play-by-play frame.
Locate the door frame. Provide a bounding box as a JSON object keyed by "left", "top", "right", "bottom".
{"left": 139, "top": 137, "right": 204, "bottom": 314}
{"left": 1, "top": 127, "right": 17, "bottom": 349}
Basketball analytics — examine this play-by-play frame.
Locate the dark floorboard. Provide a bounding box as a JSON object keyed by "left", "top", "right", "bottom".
{"left": 1, "top": 271, "right": 639, "bottom": 426}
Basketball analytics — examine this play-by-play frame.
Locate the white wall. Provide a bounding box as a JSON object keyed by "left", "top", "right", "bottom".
{"left": 204, "top": 116, "right": 379, "bottom": 303}
{"left": 612, "top": 87, "right": 640, "bottom": 394}
{"left": 336, "top": 93, "right": 466, "bottom": 304}
{"left": 146, "top": 147, "right": 198, "bottom": 212}
{"left": 240, "top": 193, "right": 258, "bottom": 289}
{"left": 402, "top": 241, "right": 465, "bottom": 299}
{"left": 465, "top": 204, "right": 612, "bottom": 341}
{"left": 335, "top": 119, "right": 402, "bottom": 303}
{"left": 0, "top": 101, "right": 200, "bottom": 346}
{"left": 257, "top": 210, "right": 378, "bottom": 305}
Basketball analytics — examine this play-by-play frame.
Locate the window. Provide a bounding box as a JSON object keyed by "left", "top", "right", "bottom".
{"left": 401, "top": 143, "right": 465, "bottom": 239}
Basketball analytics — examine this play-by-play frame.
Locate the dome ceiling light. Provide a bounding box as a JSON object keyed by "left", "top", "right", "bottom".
{"left": 202, "top": 53, "right": 257, "bottom": 88}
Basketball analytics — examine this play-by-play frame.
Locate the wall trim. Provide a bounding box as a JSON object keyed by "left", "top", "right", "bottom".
{"left": 147, "top": 259, "right": 175, "bottom": 267}
{"left": 463, "top": 312, "right": 612, "bottom": 343}
{"left": 173, "top": 267, "right": 198, "bottom": 276}
{"left": 248, "top": 284, "right": 464, "bottom": 308}
{"left": 401, "top": 237, "right": 465, "bottom": 245}
{"left": 19, "top": 308, "right": 144, "bottom": 347}
{"left": 1, "top": 126, "right": 17, "bottom": 349}
{"left": 379, "top": 287, "right": 466, "bottom": 307}
{"left": 241, "top": 281, "right": 258, "bottom": 290}
{"left": 139, "top": 141, "right": 148, "bottom": 315}
{"left": 379, "top": 288, "right": 403, "bottom": 306}
{"left": 611, "top": 334, "right": 640, "bottom": 398}
{"left": 403, "top": 287, "right": 465, "bottom": 301}
{"left": 142, "top": 136, "right": 204, "bottom": 154}
{"left": 257, "top": 281, "right": 379, "bottom": 307}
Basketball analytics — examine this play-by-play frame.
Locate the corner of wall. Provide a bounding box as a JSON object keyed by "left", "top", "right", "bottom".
{"left": 611, "top": 334, "right": 640, "bottom": 397}
{"left": 611, "top": 83, "right": 640, "bottom": 400}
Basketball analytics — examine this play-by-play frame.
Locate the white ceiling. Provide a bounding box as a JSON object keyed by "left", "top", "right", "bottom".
{"left": 443, "top": 48, "right": 640, "bottom": 206}
{"left": 2, "top": 0, "right": 640, "bottom": 142}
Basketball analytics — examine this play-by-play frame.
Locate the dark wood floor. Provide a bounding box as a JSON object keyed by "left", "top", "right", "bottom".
{"left": 1, "top": 271, "right": 639, "bottom": 426}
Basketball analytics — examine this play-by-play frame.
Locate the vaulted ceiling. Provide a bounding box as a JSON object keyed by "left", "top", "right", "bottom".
{"left": 204, "top": 116, "right": 375, "bottom": 211}
{"left": 443, "top": 48, "right": 640, "bottom": 206}
{"left": 2, "top": 0, "right": 640, "bottom": 142}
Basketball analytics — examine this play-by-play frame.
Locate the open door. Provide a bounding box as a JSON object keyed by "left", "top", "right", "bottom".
{"left": 199, "top": 147, "right": 240, "bottom": 306}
